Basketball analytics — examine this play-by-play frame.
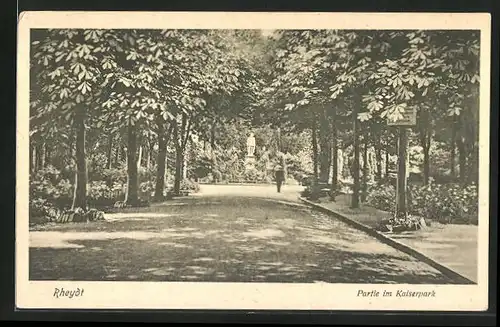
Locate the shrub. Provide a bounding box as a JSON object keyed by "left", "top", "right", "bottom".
{"left": 112, "top": 181, "right": 126, "bottom": 194}
{"left": 165, "top": 174, "right": 175, "bottom": 186}
{"left": 139, "top": 180, "right": 155, "bottom": 199}
{"left": 410, "top": 183, "right": 478, "bottom": 224}
{"left": 87, "top": 180, "right": 122, "bottom": 208}
{"left": 139, "top": 167, "right": 156, "bottom": 183}
{"left": 87, "top": 152, "right": 108, "bottom": 179}
{"left": 332, "top": 180, "right": 349, "bottom": 194}
{"left": 262, "top": 175, "right": 274, "bottom": 184}
{"left": 88, "top": 180, "right": 111, "bottom": 199}
{"left": 30, "top": 166, "right": 73, "bottom": 209}
{"left": 180, "top": 178, "right": 200, "bottom": 193}
{"left": 101, "top": 167, "right": 127, "bottom": 185}
{"left": 301, "top": 175, "right": 313, "bottom": 186}
{"left": 30, "top": 166, "right": 74, "bottom": 224}
{"left": 140, "top": 180, "right": 155, "bottom": 193}
{"left": 365, "top": 183, "right": 396, "bottom": 213}
{"left": 29, "top": 197, "right": 53, "bottom": 224}
{"left": 366, "top": 181, "right": 478, "bottom": 224}
{"left": 213, "top": 170, "right": 223, "bottom": 182}
{"left": 60, "top": 164, "right": 76, "bottom": 182}
{"left": 242, "top": 168, "right": 263, "bottom": 183}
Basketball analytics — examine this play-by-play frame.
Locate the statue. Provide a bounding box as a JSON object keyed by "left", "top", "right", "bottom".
{"left": 246, "top": 133, "right": 256, "bottom": 157}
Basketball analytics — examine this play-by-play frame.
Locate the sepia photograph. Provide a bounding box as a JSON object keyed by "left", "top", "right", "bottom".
{"left": 16, "top": 11, "right": 491, "bottom": 311}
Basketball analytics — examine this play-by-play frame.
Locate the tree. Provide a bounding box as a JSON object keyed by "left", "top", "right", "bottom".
{"left": 31, "top": 29, "right": 118, "bottom": 209}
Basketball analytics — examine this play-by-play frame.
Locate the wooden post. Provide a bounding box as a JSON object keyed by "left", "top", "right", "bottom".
{"left": 395, "top": 127, "right": 408, "bottom": 221}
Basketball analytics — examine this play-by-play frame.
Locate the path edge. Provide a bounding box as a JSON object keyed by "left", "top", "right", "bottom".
{"left": 299, "top": 197, "right": 475, "bottom": 285}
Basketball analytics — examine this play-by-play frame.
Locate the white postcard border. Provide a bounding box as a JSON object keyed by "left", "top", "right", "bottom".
{"left": 16, "top": 11, "right": 492, "bottom": 311}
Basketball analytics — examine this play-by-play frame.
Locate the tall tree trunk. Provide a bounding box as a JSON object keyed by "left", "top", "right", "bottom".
{"left": 68, "top": 130, "right": 75, "bottom": 184}
{"left": 174, "top": 146, "right": 183, "bottom": 195}
{"left": 466, "top": 118, "right": 478, "bottom": 184}
{"left": 374, "top": 138, "right": 382, "bottom": 181}
{"left": 71, "top": 108, "right": 87, "bottom": 210}
{"left": 39, "top": 143, "right": 46, "bottom": 169}
{"left": 173, "top": 122, "right": 182, "bottom": 195}
{"left": 419, "top": 129, "right": 429, "bottom": 186}
{"left": 178, "top": 114, "right": 191, "bottom": 181}
{"left": 450, "top": 118, "right": 456, "bottom": 178}
{"left": 182, "top": 144, "right": 188, "bottom": 179}
{"left": 104, "top": 134, "right": 114, "bottom": 187}
{"left": 125, "top": 122, "right": 139, "bottom": 206}
{"left": 351, "top": 104, "right": 360, "bottom": 209}
{"left": 463, "top": 108, "right": 477, "bottom": 184}
{"left": 319, "top": 109, "right": 332, "bottom": 184}
{"left": 418, "top": 110, "right": 432, "bottom": 185}
{"left": 457, "top": 137, "right": 467, "bottom": 183}
{"left": 44, "top": 143, "right": 50, "bottom": 167}
{"left": 137, "top": 145, "right": 143, "bottom": 170}
{"left": 385, "top": 150, "right": 390, "bottom": 178}
{"left": 32, "top": 142, "right": 37, "bottom": 173}
{"left": 338, "top": 148, "right": 344, "bottom": 181}
{"left": 107, "top": 134, "right": 113, "bottom": 170}
{"left": 114, "top": 137, "right": 120, "bottom": 167}
{"left": 154, "top": 123, "right": 167, "bottom": 200}
{"left": 146, "top": 148, "right": 152, "bottom": 170}
{"left": 467, "top": 144, "right": 478, "bottom": 184}
{"left": 277, "top": 128, "right": 288, "bottom": 182}
{"left": 465, "top": 85, "right": 479, "bottom": 184}
{"left": 330, "top": 107, "right": 338, "bottom": 200}
{"left": 136, "top": 131, "right": 143, "bottom": 170}
{"left": 457, "top": 115, "right": 467, "bottom": 183}
{"left": 210, "top": 120, "right": 217, "bottom": 181}
{"left": 310, "top": 113, "right": 319, "bottom": 199}
{"left": 395, "top": 127, "right": 409, "bottom": 220}
{"left": 277, "top": 127, "right": 282, "bottom": 153}
{"left": 361, "top": 131, "right": 369, "bottom": 202}
{"left": 146, "top": 135, "right": 152, "bottom": 170}
{"left": 30, "top": 141, "right": 35, "bottom": 174}
{"left": 35, "top": 143, "right": 43, "bottom": 171}
{"left": 283, "top": 155, "right": 288, "bottom": 183}
{"left": 467, "top": 100, "right": 479, "bottom": 183}
{"left": 122, "top": 144, "right": 127, "bottom": 165}
{"left": 420, "top": 127, "right": 431, "bottom": 186}
{"left": 34, "top": 143, "right": 39, "bottom": 171}
{"left": 210, "top": 122, "right": 216, "bottom": 151}
{"left": 423, "top": 142, "right": 430, "bottom": 185}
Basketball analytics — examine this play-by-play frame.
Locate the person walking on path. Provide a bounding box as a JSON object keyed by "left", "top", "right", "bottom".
{"left": 275, "top": 165, "right": 285, "bottom": 193}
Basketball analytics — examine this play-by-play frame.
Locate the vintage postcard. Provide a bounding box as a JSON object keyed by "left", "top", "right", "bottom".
{"left": 16, "top": 11, "right": 491, "bottom": 311}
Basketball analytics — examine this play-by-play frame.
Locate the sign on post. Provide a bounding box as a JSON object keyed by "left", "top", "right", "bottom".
{"left": 387, "top": 106, "right": 417, "bottom": 223}
{"left": 387, "top": 106, "right": 417, "bottom": 126}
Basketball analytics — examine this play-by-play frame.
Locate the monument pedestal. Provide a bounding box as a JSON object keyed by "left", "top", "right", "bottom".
{"left": 244, "top": 155, "right": 256, "bottom": 171}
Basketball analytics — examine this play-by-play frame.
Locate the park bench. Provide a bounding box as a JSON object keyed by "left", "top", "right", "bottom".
{"left": 303, "top": 182, "right": 333, "bottom": 197}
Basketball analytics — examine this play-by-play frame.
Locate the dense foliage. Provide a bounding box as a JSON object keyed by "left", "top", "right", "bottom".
{"left": 366, "top": 182, "right": 478, "bottom": 225}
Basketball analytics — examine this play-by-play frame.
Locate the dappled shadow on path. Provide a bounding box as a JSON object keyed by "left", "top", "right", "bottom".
{"left": 30, "top": 196, "right": 457, "bottom": 284}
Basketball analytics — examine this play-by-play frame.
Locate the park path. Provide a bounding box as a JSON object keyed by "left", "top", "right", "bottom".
{"left": 193, "top": 183, "right": 305, "bottom": 203}
{"left": 312, "top": 193, "right": 478, "bottom": 283}
{"left": 30, "top": 184, "right": 455, "bottom": 283}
